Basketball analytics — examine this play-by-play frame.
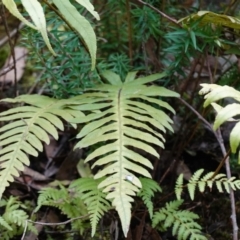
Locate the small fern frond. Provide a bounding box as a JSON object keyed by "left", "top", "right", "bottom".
{"left": 36, "top": 184, "right": 88, "bottom": 233}
{"left": 152, "top": 200, "right": 207, "bottom": 240}
{"left": 71, "top": 71, "right": 179, "bottom": 236}
{"left": 70, "top": 177, "right": 110, "bottom": 236}
{"left": 0, "top": 95, "right": 84, "bottom": 200}
{"left": 0, "top": 196, "right": 37, "bottom": 239}
{"left": 137, "top": 177, "right": 162, "bottom": 219}
{"left": 175, "top": 169, "right": 240, "bottom": 200}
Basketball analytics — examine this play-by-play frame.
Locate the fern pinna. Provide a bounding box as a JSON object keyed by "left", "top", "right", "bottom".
{"left": 70, "top": 70, "right": 179, "bottom": 236}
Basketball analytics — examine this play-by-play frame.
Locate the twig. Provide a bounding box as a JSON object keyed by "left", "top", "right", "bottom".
{"left": 215, "top": 128, "right": 238, "bottom": 240}
{"left": 137, "top": 0, "right": 181, "bottom": 27}
{"left": 0, "top": 22, "right": 25, "bottom": 47}
{"left": 21, "top": 214, "right": 89, "bottom": 240}
{"left": 1, "top": 4, "right": 18, "bottom": 97}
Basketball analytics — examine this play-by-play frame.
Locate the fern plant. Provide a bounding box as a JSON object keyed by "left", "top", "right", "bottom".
{"left": 35, "top": 183, "right": 89, "bottom": 234}
{"left": 152, "top": 200, "right": 207, "bottom": 240}
{"left": 0, "top": 70, "right": 179, "bottom": 236}
{"left": 69, "top": 70, "right": 179, "bottom": 236}
{"left": 175, "top": 169, "right": 240, "bottom": 200}
{"left": 0, "top": 196, "right": 36, "bottom": 240}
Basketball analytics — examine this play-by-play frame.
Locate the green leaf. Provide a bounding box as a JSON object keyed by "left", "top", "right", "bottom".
{"left": 21, "top": 0, "right": 56, "bottom": 56}
{"left": 2, "top": 0, "right": 36, "bottom": 29}
{"left": 75, "top": 0, "right": 100, "bottom": 20}
{"left": 52, "top": 0, "right": 97, "bottom": 70}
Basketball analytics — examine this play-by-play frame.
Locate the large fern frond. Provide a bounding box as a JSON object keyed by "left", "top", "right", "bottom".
{"left": 199, "top": 84, "right": 240, "bottom": 161}
{"left": 71, "top": 71, "right": 179, "bottom": 236}
{"left": 70, "top": 177, "right": 110, "bottom": 236}
{"left": 137, "top": 177, "right": 162, "bottom": 219}
{"left": 0, "top": 95, "right": 84, "bottom": 200}
{"left": 175, "top": 169, "right": 240, "bottom": 200}
{"left": 152, "top": 200, "right": 207, "bottom": 240}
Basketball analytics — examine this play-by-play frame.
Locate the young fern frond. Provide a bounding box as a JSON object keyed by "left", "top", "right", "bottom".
{"left": 36, "top": 184, "right": 88, "bottom": 233}
{"left": 71, "top": 71, "right": 179, "bottom": 236}
{"left": 0, "top": 196, "right": 37, "bottom": 240}
{"left": 70, "top": 177, "right": 110, "bottom": 236}
{"left": 152, "top": 200, "right": 207, "bottom": 240}
{"left": 0, "top": 94, "right": 84, "bottom": 200}
{"left": 200, "top": 84, "right": 240, "bottom": 161}
{"left": 175, "top": 169, "right": 240, "bottom": 200}
{"left": 137, "top": 177, "right": 162, "bottom": 219}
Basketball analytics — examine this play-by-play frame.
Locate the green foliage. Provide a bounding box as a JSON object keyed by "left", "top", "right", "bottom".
{"left": 0, "top": 70, "right": 179, "bottom": 237}
{"left": 137, "top": 177, "right": 162, "bottom": 219}
{"left": 175, "top": 169, "right": 240, "bottom": 200}
{"left": 152, "top": 200, "right": 207, "bottom": 240}
{"left": 0, "top": 95, "right": 84, "bottom": 200}
{"left": 36, "top": 184, "right": 88, "bottom": 234}
{"left": 0, "top": 196, "right": 36, "bottom": 240}
{"left": 70, "top": 177, "right": 111, "bottom": 236}
{"left": 3, "top": 0, "right": 99, "bottom": 69}
{"left": 70, "top": 70, "right": 179, "bottom": 236}
{"left": 200, "top": 84, "right": 240, "bottom": 162}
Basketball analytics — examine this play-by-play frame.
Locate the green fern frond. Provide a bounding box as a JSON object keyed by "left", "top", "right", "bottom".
{"left": 36, "top": 184, "right": 88, "bottom": 234}
{"left": 176, "top": 169, "right": 240, "bottom": 200}
{"left": 137, "top": 177, "right": 162, "bottom": 219}
{"left": 0, "top": 95, "right": 84, "bottom": 200}
{"left": 71, "top": 71, "right": 179, "bottom": 236}
{"left": 0, "top": 196, "right": 37, "bottom": 239}
{"left": 0, "top": 216, "right": 12, "bottom": 231}
{"left": 70, "top": 177, "right": 110, "bottom": 236}
{"left": 152, "top": 200, "right": 207, "bottom": 240}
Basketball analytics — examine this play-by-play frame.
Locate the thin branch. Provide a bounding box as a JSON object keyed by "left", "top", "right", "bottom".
{"left": 137, "top": 0, "right": 181, "bottom": 27}
{"left": 21, "top": 215, "right": 89, "bottom": 240}
{"left": 1, "top": 4, "right": 18, "bottom": 96}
